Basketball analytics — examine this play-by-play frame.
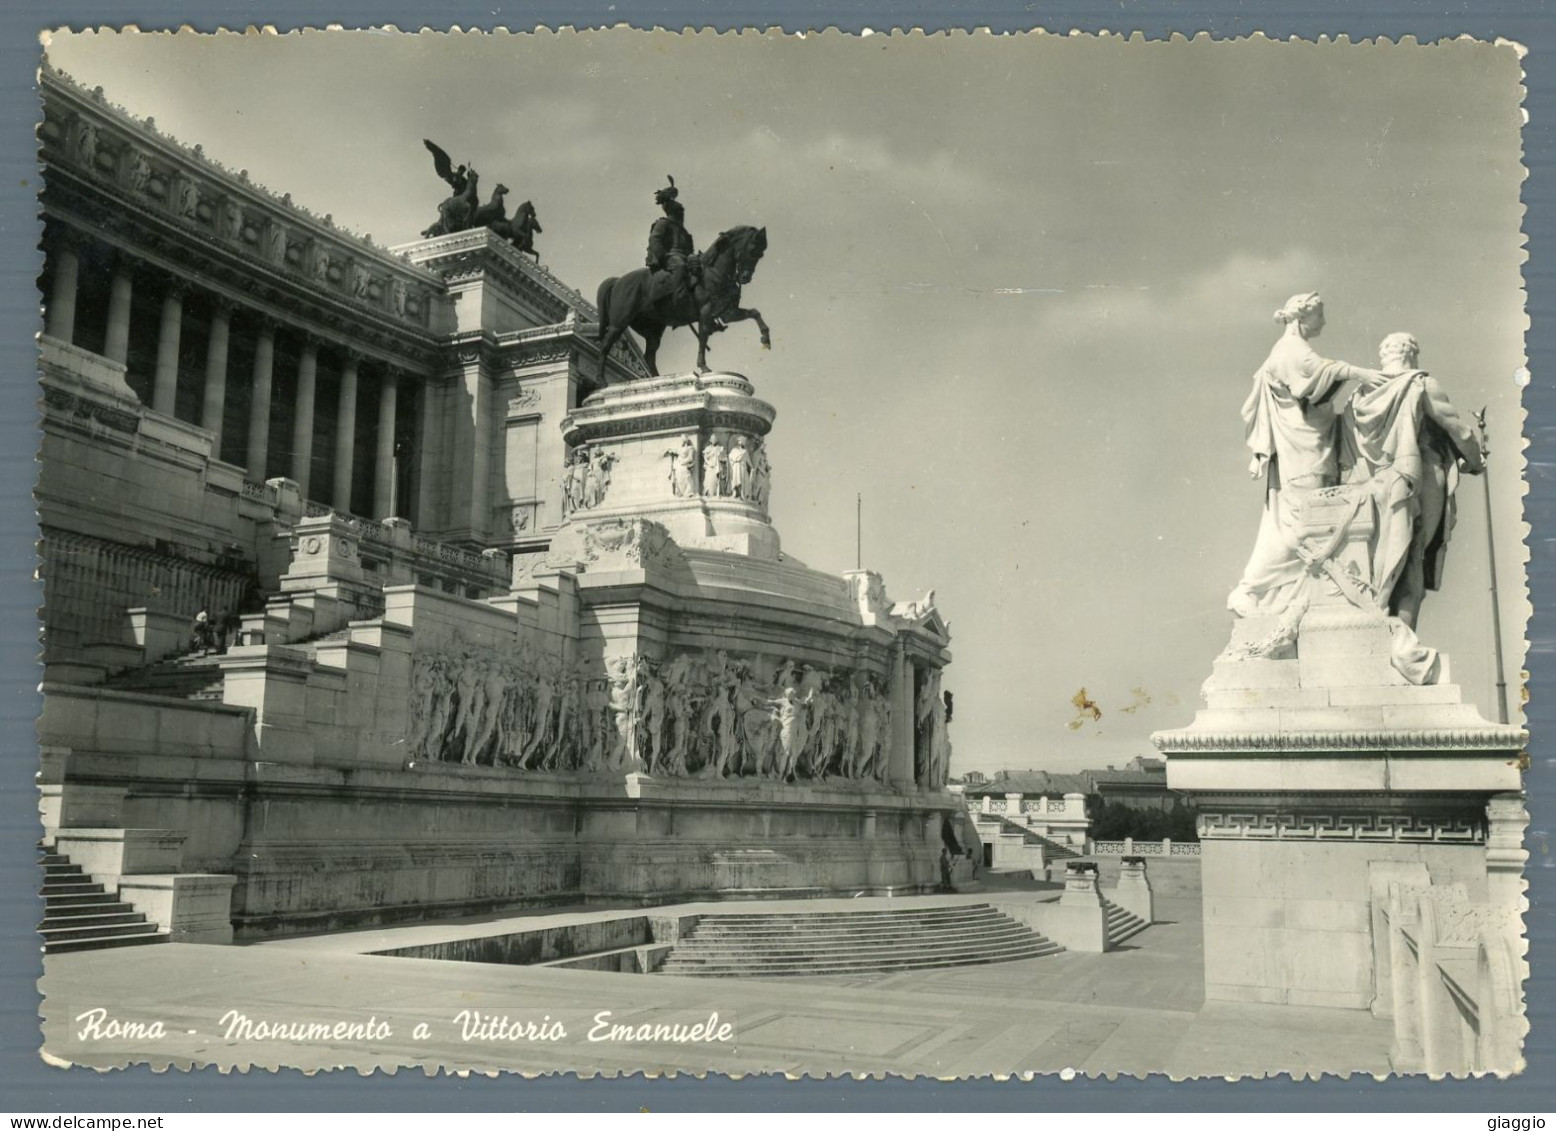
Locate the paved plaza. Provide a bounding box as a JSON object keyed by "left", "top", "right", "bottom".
{"left": 39, "top": 894, "right": 1392, "bottom": 1078}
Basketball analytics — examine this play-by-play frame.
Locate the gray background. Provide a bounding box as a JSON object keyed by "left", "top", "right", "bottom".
{"left": 3, "top": 0, "right": 1553, "bottom": 1112}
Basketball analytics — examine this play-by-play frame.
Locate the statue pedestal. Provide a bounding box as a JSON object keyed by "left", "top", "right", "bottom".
{"left": 555, "top": 372, "right": 780, "bottom": 559}
{"left": 1156, "top": 598, "right": 1524, "bottom": 1011}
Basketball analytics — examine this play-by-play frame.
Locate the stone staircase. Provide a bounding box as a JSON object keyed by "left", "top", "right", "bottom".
{"left": 1102, "top": 897, "right": 1149, "bottom": 947}
{"left": 657, "top": 903, "right": 1062, "bottom": 978}
{"left": 972, "top": 813, "right": 1083, "bottom": 869}
{"left": 39, "top": 848, "right": 168, "bottom": 954}
{"left": 103, "top": 652, "right": 225, "bottom": 701}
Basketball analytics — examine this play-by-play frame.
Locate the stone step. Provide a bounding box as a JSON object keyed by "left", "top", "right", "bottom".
{"left": 42, "top": 890, "right": 119, "bottom": 909}
{"left": 40, "top": 910, "right": 146, "bottom": 931}
{"left": 705, "top": 905, "right": 996, "bottom": 924}
{"left": 41, "top": 898, "right": 137, "bottom": 918}
{"left": 39, "top": 853, "right": 68, "bottom": 866}
{"left": 659, "top": 941, "right": 1062, "bottom": 978}
{"left": 40, "top": 877, "right": 104, "bottom": 895}
{"left": 684, "top": 908, "right": 1002, "bottom": 939}
{"left": 674, "top": 926, "right": 1042, "bottom": 956}
{"left": 41, "top": 862, "right": 84, "bottom": 876}
{"left": 686, "top": 923, "right": 1037, "bottom": 947}
{"left": 45, "top": 929, "right": 168, "bottom": 955}
{"left": 40, "top": 918, "right": 161, "bottom": 942}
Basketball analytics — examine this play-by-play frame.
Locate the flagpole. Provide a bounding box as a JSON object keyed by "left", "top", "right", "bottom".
{"left": 856, "top": 493, "right": 862, "bottom": 570}
{"left": 1475, "top": 407, "right": 1510, "bottom": 725}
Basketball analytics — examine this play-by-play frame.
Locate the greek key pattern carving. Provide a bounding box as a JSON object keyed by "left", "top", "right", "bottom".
{"left": 1197, "top": 811, "right": 1485, "bottom": 844}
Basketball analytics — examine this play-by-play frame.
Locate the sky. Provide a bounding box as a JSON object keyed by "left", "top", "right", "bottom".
{"left": 41, "top": 29, "right": 1531, "bottom": 775}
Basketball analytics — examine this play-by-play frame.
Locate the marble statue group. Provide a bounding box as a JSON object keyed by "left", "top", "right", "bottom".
{"left": 1228, "top": 292, "right": 1485, "bottom": 679}
{"left": 407, "top": 643, "right": 952, "bottom": 788}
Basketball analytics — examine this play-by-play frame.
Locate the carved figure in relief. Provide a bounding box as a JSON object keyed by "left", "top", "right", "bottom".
{"left": 267, "top": 223, "right": 287, "bottom": 265}
{"left": 606, "top": 655, "right": 641, "bottom": 771}
{"left": 177, "top": 177, "right": 199, "bottom": 220}
{"left": 1344, "top": 332, "right": 1485, "bottom": 630}
{"left": 523, "top": 664, "right": 557, "bottom": 768}
{"left": 74, "top": 118, "right": 99, "bottom": 170}
{"left": 468, "top": 662, "right": 510, "bottom": 766}
{"left": 841, "top": 683, "right": 864, "bottom": 778}
{"left": 748, "top": 440, "right": 771, "bottom": 508}
{"left": 665, "top": 435, "right": 700, "bottom": 497}
{"left": 391, "top": 277, "right": 408, "bottom": 317}
{"left": 702, "top": 436, "right": 727, "bottom": 497}
{"left": 568, "top": 450, "right": 590, "bottom": 515}
{"left": 451, "top": 660, "right": 486, "bottom": 765}
{"left": 661, "top": 663, "right": 696, "bottom": 777}
{"left": 220, "top": 197, "right": 242, "bottom": 240}
{"left": 727, "top": 436, "right": 750, "bottom": 499}
{"left": 312, "top": 248, "right": 331, "bottom": 284}
{"left": 768, "top": 686, "right": 817, "bottom": 781}
{"left": 700, "top": 671, "right": 739, "bottom": 778}
{"left": 126, "top": 149, "right": 151, "bottom": 193}
{"left": 583, "top": 447, "right": 615, "bottom": 509}
{"left": 873, "top": 694, "right": 892, "bottom": 782}
{"left": 548, "top": 674, "right": 581, "bottom": 771}
{"left": 637, "top": 656, "right": 667, "bottom": 773}
{"left": 732, "top": 669, "right": 774, "bottom": 776}
{"left": 581, "top": 678, "right": 609, "bottom": 771}
{"left": 1229, "top": 293, "right": 1386, "bottom": 617}
{"left": 351, "top": 262, "right": 371, "bottom": 299}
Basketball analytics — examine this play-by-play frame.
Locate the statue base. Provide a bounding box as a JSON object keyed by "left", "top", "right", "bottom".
{"left": 555, "top": 372, "right": 781, "bottom": 560}
{"left": 1156, "top": 597, "right": 1524, "bottom": 1020}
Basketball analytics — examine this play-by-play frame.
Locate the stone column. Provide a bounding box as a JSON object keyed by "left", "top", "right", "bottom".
{"left": 103, "top": 258, "right": 135, "bottom": 365}
{"left": 46, "top": 238, "right": 80, "bottom": 344}
{"left": 151, "top": 281, "right": 186, "bottom": 416}
{"left": 290, "top": 335, "right": 319, "bottom": 498}
{"left": 245, "top": 318, "right": 276, "bottom": 482}
{"left": 201, "top": 299, "right": 233, "bottom": 452}
{"left": 332, "top": 352, "right": 360, "bottom": 513}
{"left": 888, "top": 641, "right": 915, "bottom": 786}
{"left": 373, "top": 369, "right": 400, "bottom": 519}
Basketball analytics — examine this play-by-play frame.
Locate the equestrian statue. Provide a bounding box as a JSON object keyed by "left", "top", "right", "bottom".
{"left": 595, "top": 176, "right": 771, "bottom": 382}
{"left": 420, "top": 139, "right": 543, "bottom": 260}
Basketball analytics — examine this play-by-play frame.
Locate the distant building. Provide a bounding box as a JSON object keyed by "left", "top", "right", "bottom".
{"left": 960, "top": 770, "right": 987, "bottom": 786}
{"left": 1080, "top": 756, "right": 1177, "bottom": 813}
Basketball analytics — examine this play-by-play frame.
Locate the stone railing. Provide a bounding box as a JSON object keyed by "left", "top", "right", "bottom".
{"left": 1090, "top": 838, "right": 1200, "bottom": 857}
{"left": 1378, "top": 876, "right": 1524, "bottom": 1075}
{"left": 280, "top": 511, "right": 509, "bottom": 608}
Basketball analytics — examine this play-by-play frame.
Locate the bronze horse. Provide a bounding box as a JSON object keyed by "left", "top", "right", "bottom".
{"left": 595, "top": 225, "right": 770, "bottom": 381}
{"left": 489, "top": 200, "right": 542, "bottom": 260}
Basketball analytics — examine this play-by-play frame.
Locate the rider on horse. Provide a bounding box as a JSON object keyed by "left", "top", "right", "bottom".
{"left": 646, "top": 176, "right": 698, "bottom": 307}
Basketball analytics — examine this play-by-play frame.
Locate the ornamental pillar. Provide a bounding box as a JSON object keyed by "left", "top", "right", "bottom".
{"left": 290, "top": 335, "right": 319, "bottom": 498}
{"left": 103, "top": 258, "right": 135, "bottom": 365}
{"left": 245, "top": 318, "right": 276, "bottom": 482}
{"left": 46, "top": 239, "right": 80, "bottom": 344}
{"left": 373, "top": 369, "right": 400, "bottom": 518}
{"left": 201, "top": 299, "right": 233, "bottom": 452}
{"left": 333, "top": 352, "right": 360, "bottom": 512}
{"left": 151, "top": 281, "right": 186, "bottom": 416}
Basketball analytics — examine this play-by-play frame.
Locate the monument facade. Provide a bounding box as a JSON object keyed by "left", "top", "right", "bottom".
{"left": 35, "top": 65, "right": 957, "bottom": 944}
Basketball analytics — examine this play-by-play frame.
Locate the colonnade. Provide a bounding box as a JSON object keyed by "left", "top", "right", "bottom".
{"left": 45, "top": 233, "right": 411, "bottom": 520}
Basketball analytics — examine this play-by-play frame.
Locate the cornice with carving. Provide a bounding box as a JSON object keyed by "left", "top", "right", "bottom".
{"left": 1152, "top": 726, "right": 1526, "bottom": 753}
